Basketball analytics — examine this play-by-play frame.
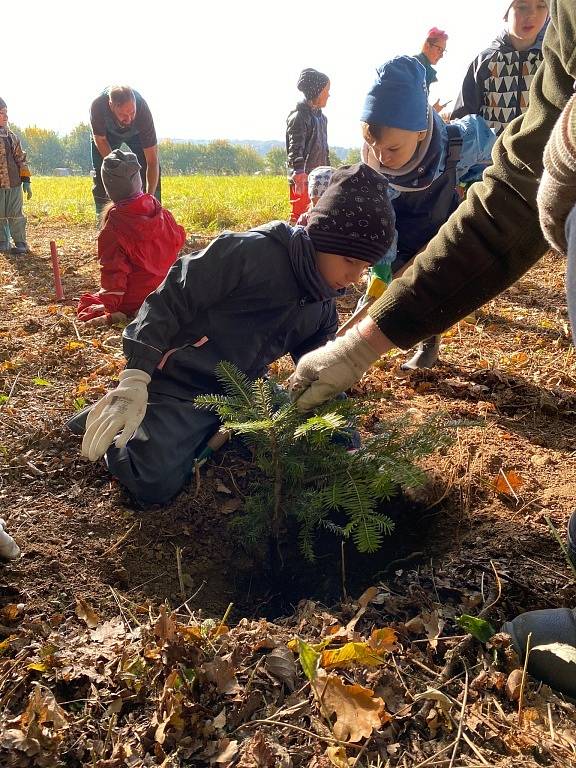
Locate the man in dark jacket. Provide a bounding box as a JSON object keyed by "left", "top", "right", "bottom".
{"left": 452, "top": 1, "right": 548, "bottom": 135}
{"left": 288, "top": 0, "right": 575, "bottom": 411}
{"left": 74, "top": 164, "right": 395, "bottom": 506}
{"left": 286, "top": 69, "right": 330, "bottom": 223}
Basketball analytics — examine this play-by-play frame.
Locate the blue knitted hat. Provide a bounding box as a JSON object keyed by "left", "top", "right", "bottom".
{"left": 0, "top": 98, "right": 6, "bottom": 111}
{"left": 361, "top": 56, "right": 429, "bottom": 131}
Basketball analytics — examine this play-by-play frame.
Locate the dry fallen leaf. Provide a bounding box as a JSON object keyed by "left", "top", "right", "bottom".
{"left": 369, "top": 627, "right": 397, "bottom": 653}
{"left": 154, "top": 605, "right": 176, "bottom": 643}
{"left": 505, "top": 669, "right": 523, "bottom": 701}
{"left": 212, "top": 738, "right": 239, "bottom": 764}
{"left": 321, "top": 641, "right": 387, "bottom": 670}
{"left": 0, "top": 603, "right": 22, "bottom": 622}
{"left": 493, "top": 469, "right": 524, "bottom": 496}
{"left": 178, "top": 622, "right": 229, "bottom": 642}
{"left": 237, "top": 731, "right": 291, "bottom": 768}
{"left": 413, "top": 688, "right": 453, "bottom": 723}
{"left": 265, "top": 646, "right": 297, "bottom": 690}
{"left": 75, "top": 597, "right": 100, "bottom": 629}
{"left": 1, "top": 684, "right": 70, "bottom": 758}
{"left": 213, "top": 708, "right": 227, "bottom": 730}
{"left": 421, "top": 609, "right": 444, "bottom": 651}
{"left": 325, "top": 745, "right": 349, "bottom": 768}
{"left": 313, "top": 673, "right": 388, "bottom": 742}
{"left": 203, "top": 657, "right": 241, "bottom": 695}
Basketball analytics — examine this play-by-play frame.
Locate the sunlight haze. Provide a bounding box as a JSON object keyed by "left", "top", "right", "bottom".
{"left": 9, "top": 0, "right": 513, "bottom": 148}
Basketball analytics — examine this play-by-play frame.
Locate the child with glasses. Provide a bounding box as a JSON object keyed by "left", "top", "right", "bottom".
{"left": 414, "top": 27, "right": 448, "bottom": 94}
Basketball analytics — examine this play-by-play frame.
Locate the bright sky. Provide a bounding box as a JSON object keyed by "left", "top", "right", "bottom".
{"left": 9, "top": 0, "right": 513, "bottom": 148}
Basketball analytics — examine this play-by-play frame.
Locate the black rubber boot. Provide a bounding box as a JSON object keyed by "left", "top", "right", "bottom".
{"left": 400, "top": 335, "right": 441, "bottom": 371}
{"left": 503, "top": 607, "right": 576, "bottom": 698}
{"left": 567, "top": 509, "right": 576, "bottom": 566}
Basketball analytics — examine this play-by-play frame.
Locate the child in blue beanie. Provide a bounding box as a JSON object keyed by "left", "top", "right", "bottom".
{"left": 360, "top": 55, "right": 496, "bottom": 369}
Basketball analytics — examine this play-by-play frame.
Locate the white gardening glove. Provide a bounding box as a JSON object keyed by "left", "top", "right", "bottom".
{"left": 0, "top": 518, "right": 20, "bottom": 560}
{"left": 288, "top": 326, "right": 380, "bottom": 411}
{"left": 537, "top": 94, "right": 576, "bottom": 256}
{"left": 81, "top": 369, "right": 151, "bottom": 461}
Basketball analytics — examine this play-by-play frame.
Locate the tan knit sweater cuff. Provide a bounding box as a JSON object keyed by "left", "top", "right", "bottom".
{"left": 544, "top": 94, "right": 576, "bottom": 182}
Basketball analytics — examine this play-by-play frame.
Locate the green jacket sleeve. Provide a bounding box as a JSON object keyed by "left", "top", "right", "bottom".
{"left": 369, "top": 0, "right": 576, "bottom": 349}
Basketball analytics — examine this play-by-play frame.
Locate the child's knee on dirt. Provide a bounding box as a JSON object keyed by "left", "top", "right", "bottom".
{"left": 104, "top": 399, "right": 221, "bottom": 506}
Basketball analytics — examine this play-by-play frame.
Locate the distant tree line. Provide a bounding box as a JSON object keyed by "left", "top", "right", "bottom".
{"left": 9, "top": 123, "right": 360, "bottom": 176}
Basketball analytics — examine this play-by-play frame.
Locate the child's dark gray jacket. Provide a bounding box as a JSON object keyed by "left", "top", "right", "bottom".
{"left": 122, "top": 221, "right": 338, "bottom": 400}
{"left": 285, "top": 101, "right": 329, "bottom": 177}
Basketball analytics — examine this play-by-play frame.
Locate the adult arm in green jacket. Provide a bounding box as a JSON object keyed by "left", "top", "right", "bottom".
{"left": 290, "top": 0, "right": 576, "bottom": 411}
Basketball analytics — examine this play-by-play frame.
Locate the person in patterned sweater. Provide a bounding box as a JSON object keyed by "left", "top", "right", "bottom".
{"left": 0, "top": 98, "right": 32, "bottom": 254}
{"left": 451, "top": 0, "right": 548, "bottom": 136}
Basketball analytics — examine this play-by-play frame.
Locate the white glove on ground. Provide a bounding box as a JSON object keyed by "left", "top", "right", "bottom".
{"left": 537, "top": 94, "right": 576, "bottom": 256}
{"left": 82, "top": 369, "right": 151, "bottom": 461}
{"left": 0, "top": 518, "right": 20, "bottom": 560}
{"left": 288, "top": 326, "right": 380, "bottom": 411}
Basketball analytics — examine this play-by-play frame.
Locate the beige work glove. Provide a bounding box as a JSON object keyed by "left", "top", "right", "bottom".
{"left": 81, "top": 369, "right": 151, "bottom": 461}
{"left": 288, "top": 326, "right": 380, "bottom": 411}
{"left": 537, "top": 94, "right": 576, "bottom": 256}
{"left": 0, "top": 518, "right": 20, "bottom": 560}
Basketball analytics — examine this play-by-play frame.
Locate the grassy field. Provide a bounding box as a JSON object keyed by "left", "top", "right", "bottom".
{"left": 28, "top": 175, "right": 291, "bottom": 234}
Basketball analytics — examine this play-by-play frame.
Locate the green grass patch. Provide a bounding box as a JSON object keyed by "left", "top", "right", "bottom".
{"left": 28, "top": 176, "right": 291, "bottom": 235}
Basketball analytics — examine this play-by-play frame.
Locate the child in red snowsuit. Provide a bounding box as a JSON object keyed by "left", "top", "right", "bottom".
{"left": 78, "top": 149, "right": 185, "bottom": 326}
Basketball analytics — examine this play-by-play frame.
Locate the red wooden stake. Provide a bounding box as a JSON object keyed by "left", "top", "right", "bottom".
{"left": 49, "top": 240, "right": 65, "bottom": 301}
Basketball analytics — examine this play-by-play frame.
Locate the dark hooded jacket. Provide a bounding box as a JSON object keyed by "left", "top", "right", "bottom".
{"left": 122, "top": 221, "right": 338, "bottom": 399}
{"left": 285, "top": 101, "right": 329, "bottom": 177}
{"left": 452, "top": 29, "right": 545, "bottom": 135}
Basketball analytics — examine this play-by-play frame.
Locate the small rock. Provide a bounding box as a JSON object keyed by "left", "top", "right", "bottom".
{"left": 531, "top": 454, "right": 552, "bottom": 467}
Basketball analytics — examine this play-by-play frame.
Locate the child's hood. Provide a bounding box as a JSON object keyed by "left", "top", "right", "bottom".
{"left": 487, "top": 28, "right": 545, "bottom": 55}
{"left": 250, "top": 219, "right": 293, "bottom": 249}
{"left": 107, "top": 195, "right": 171, "bottom": 239}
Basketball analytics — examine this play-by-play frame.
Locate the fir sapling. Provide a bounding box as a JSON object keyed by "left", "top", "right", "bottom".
{"left": 196, "top": 361, "right": 451, "bottom": 560}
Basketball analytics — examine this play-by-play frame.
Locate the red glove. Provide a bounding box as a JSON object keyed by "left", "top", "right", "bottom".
{"left": 293, "top": 172, "right": 308, "bottom": 197}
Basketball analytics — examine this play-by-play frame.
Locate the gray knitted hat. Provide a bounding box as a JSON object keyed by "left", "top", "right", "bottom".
{"left": 101, "top": 149, "right": 142, "bottom": 202}
{"left": 0, "top": 98, "right": 7, "bottom": 111}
